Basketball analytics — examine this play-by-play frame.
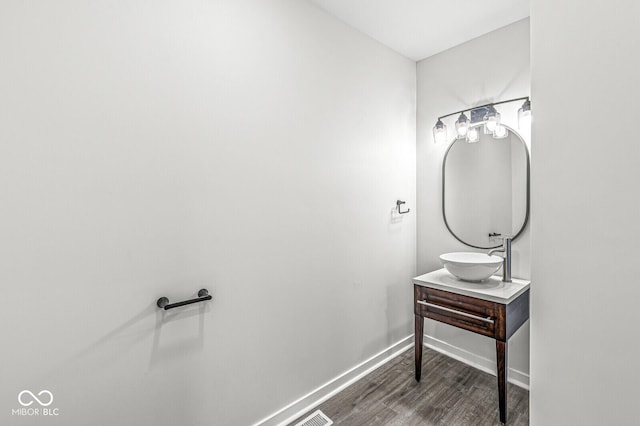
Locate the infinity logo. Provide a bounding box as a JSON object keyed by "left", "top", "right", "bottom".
{"left": 18, "top": 390, "right": 54, "bottom": 407}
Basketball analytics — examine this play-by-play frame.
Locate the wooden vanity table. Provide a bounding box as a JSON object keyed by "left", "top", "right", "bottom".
{"left": 413, "top": 269, "right": 530, "bottom": 425}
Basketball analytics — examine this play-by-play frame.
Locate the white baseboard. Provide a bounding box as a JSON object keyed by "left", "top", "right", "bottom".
{"left": 251, "top": 335, "right": 414, "bottom": 426}
{"left": 252, "top": 333, "right": 529, "bottom": 426}
{"left": 423, "top": 334, "right": 530, "bottom": 390}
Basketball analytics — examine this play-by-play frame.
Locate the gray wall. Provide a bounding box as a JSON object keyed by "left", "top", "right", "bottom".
{"left": 0, "top": 1, "right": 416, "bottom": 425}
{"left": 530, "top": 1, "right": 640, "bottom": 424}
{"left": 416, "top": 19, "right": 531, "bottom": 381}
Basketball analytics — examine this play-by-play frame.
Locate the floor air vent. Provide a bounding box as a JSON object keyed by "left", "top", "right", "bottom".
{"left": 294, "top": 409, "right": 333, "bottom": 426}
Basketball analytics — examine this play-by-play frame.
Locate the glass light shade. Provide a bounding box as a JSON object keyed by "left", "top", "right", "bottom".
{"left": 467, "top": 126, "right": 480, "bottom": 143}
{"left": 493, "top": 123, "right": 508, "bottom": 139}
{"left": 433, "top": 119, "right": 448, "bottom": 144}
{"left": 518, "top": 99, "right": 531, "bottom": 129}
{"left": 484, "top": 106, "right": 500, "bottom": 133}
{"left": 455, "top": 113, "right": 469, "bottom": 139}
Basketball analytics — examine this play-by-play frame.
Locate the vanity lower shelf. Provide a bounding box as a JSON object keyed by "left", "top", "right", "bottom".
{"left": 413, "top": 269, "right": 530, "bottom": 425}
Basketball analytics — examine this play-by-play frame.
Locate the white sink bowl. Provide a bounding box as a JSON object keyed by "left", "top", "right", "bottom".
{"left": 440, "top": 252, "right": 503, "bottom": 282}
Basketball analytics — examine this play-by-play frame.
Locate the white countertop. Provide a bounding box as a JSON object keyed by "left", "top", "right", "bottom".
{"left": 413, "top": 268, "right": 530, "bottom": 304}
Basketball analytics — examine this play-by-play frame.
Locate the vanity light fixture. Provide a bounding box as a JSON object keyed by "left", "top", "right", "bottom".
{"left": 432, "top": 96, "right": 530, "bottom": 144}
{"left": 454, "top": 113, "right": 469, "bottom": 139}
{"left": 518, "top": 99, "right": 531, "bottom": 129}
{"left": 433, "top": 119, "right": 448, "bottom": 145}
{"left": 484, "top": 105, "right": 500, "bottom": 133}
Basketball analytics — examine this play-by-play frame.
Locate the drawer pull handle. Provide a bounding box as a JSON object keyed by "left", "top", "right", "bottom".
{"left": 417, "top": 300, "right": 494, "bottom": 324}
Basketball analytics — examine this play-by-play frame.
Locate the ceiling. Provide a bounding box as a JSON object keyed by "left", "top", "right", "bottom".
{"left": 309, "top": 0, "right": 529, "bottom": 61}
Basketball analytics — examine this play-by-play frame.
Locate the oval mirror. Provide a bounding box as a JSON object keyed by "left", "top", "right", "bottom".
{"left": 442, "top": 124, "right": 530, "bottom": 249}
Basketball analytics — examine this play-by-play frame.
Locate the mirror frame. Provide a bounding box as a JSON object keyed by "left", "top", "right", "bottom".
{"left": 442, "top": 124, "right": 531, "bottom": 249}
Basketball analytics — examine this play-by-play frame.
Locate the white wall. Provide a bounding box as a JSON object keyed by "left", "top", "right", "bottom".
{"left": 530, "top": 2, "right": 640, "bottom": 425}
{"left": 0, "top": 1, "right": 416, "bottom": 425}
{"left": 416, "top": 19, "right": 531, "bottom": 379}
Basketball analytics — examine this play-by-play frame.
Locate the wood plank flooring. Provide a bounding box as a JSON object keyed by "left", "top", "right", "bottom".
{"left": 289, "top": 347, "right": 529, "bottom": 426}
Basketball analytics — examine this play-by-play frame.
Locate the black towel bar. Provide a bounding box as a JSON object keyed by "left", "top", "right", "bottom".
{"left": 157, "top": 289, "right": 212, "bottom": 310}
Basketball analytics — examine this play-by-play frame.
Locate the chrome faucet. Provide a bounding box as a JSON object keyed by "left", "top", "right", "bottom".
{"left": 488, "top": 236, "right": 512, "bottom": 283}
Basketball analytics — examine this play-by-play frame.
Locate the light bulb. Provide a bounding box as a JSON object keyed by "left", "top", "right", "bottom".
{"left": 467, "top": 126, "right": 480, "bottom": 143}
{"left": 455, "top": 113, "right": 469, "bottom": 139}
{"left": 433, "top": 119, "right": 448, "bottom": 144}
{"left": 493, "top": 124, "right": 508, "bottom": 139}
{"left": 484, "top": 106, "right": 500, "bottom": 133}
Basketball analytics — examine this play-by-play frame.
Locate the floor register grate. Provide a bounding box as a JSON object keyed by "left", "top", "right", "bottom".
{"left": 294, "top": 409, "right": 333, "bottom": 426}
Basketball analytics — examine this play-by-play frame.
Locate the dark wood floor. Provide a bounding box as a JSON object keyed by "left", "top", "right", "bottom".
{"left": 289, "top": 347, "right": 528, "bottom": 426}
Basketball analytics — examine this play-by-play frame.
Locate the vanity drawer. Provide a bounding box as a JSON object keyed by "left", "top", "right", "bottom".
{"left": 414, "top": 285, "right": 502, "bottom": 338}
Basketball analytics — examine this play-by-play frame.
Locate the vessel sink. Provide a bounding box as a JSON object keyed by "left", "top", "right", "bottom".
{"left": 440, "top": 252, "right": 503, "bottom": 282}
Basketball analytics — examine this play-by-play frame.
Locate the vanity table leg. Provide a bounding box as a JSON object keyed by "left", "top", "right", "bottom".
{"left": 496, "top": 340, "right": 508, "bottom": 424}
{"left": 414, "top": 314, "right": 424, "bottom": 382}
